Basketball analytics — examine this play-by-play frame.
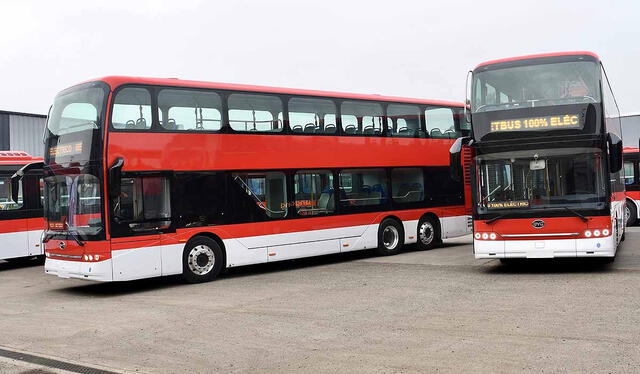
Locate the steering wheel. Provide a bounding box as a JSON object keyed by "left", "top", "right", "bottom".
{"left": 582, "top": 95, "right": 597, "bottom": 103}
{"left": 125, "top": 120, "right": 135, "bottom": 129}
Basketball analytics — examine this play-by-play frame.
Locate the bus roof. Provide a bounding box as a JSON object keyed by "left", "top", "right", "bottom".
{"left": 0, "top": 151, "right": 43, "bottom": 165}
{"left": 85, "top": 76, "right": 464, "bottom": 108}
{"left": 474, "top": 51, "right": 600, "bottom": 70}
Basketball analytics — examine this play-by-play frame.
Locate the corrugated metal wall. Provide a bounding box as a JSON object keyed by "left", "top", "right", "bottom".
{"left": 621, "top": 115, "right": 640, "bottom": 148}
{"left": 8, "top": 114, "right": 46, "bottom": 157}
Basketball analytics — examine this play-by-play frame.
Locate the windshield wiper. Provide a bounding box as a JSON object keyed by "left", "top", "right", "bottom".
{"left": 64, "top": 221, "right": 85, "bottom": 246}
{"left": 486, "top": 214, "right": 509, "bottom": 224}
{"left": 562, "top": 206, "right": 589, "bottom": 222}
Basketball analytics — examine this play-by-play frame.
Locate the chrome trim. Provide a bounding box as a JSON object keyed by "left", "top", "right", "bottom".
{"left": 501, "top": 233, "right": 580, "bottom": 238}
{"left": 48, "top": 253, "right": 82, "bottom": 259}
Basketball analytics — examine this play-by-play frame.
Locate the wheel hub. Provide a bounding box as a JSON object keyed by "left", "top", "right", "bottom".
{"left": 382, "top": 226, "right": 399, "bottom": 249}
{"left": 188, "top": 245, "right": 215, "bottom": 275}
{"left": 419, "top": 221, "right": 434, "bottom": 245}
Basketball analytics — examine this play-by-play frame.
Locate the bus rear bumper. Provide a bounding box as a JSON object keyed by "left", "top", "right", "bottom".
{"left": 44, "top": 258, "right": 113, "bottom": 281}
{"left": 474, "top": 236, "right": 616, "bottom": 259}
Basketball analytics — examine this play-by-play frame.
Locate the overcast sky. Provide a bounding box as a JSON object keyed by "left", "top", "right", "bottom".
{"left": 1, "top": 0, "right": 639, "bottom": 115}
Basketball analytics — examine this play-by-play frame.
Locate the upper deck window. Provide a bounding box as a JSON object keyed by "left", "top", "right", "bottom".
{"left": 228, "top": 93, "right": 283, "bottom": 132}
{"left": 158, "top": 89, "right": 222, "bottom": 131}
{"left": 289, "top": 97, "right": 337, "bottom": 134}
{"left": 472, "top": 61, "right": 600, "bottom": 113}
{"left": 386, "top": 104, "right": 422, "bottom": 138}
{"left": 112, "top": 87, "right": 153, "bottom": 130}
{"left": 425, "top": 107, "right": 457, "bottom": 138}
{"left": 341, "top": 101, "right": 383, "bottom": 136}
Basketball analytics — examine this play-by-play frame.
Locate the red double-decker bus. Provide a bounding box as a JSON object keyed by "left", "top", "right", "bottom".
{"left": 452, "top": 52, "right": 625, "bottom": 262}
{"left": 624, "top": 147, "right": 639, "bottom": 226}
{"left": 0, "top": 151, "right": 44, "bottom": 262}
{"left": 35, "top": 76, "right": 471, "bottom": 282}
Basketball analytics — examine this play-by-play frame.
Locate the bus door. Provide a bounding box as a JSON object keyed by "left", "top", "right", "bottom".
{"left": 0, "top": 171, "right": 29, "bottom": 260}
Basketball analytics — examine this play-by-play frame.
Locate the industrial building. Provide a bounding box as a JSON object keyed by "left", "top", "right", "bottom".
{"left": 0, "top": 110, "right": 46, "bottom": 157}
{"left": 622, "top": 113, "right": 640, "bottom": 148}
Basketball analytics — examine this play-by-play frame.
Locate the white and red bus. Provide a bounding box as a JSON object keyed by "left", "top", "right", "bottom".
{"left": 34, "top": 77, "right": 472, "bottom": 282}
{"left": 451, "top": 52, "right": 625, "bottom": 262}
{"left": 624, "top": 147, "right": 639, "bottom": 226}
{"left": 0, "top": 151, "right": 45, "bottom": 262}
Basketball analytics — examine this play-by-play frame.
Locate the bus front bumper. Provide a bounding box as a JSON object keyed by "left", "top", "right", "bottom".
{"left": 474, "top": 236, "right": 616, "bottom": 259}
{"left": 45, "top": 258, "right": 113, "bottom": 281}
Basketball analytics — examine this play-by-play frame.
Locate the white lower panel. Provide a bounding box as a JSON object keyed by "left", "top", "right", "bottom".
{"left": 268, "top": 239, "right": 340, "bottom": 261}
{"left": 402, "top": 220, "right": 418, "bottom": 244}
{"left": 440, "top": 215, "right": 472, "bottom": 239}
{"left": 161, "top": 243, "right": 184, "bottom": 276}
{"left": 112, "top": 246, "right": 161, "bottom": 281}
{"left": 0, "top": 231, "right": 28, "bottom": 260}
{"left": 45, "top": 258, "right": 113, "bottom": 281}
{"left": 475, "top": 236, "right": 616, "bottom": 259}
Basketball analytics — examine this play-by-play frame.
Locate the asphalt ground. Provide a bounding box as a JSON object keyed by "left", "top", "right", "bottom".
{"left": 1, "top": 228, "right": 639, "bottom": 373}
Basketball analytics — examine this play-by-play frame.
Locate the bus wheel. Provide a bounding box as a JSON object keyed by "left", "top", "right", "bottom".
{"left": 417, "top": 217, "right": 440, "bottom": 250}
{"left": 626, "top": 200, "right": 637, "bottom": 227}
{"left": 375, "top": 218, "right": 404, "bottom": 256}
{"left": 182, "top": 237, "right": 224, "bottom": 283}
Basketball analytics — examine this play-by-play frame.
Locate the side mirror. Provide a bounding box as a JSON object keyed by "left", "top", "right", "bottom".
{"left": 449, "top": 136, "right": 472, "bottom": 181}
{"left": 607, "top": 133, "right": 623, "bottom": 173}
{"left": 10, "top": 161, "right": 44, "bottom": 203}
{"left": 108, "top": 158, "right": 124, "bottom": 198}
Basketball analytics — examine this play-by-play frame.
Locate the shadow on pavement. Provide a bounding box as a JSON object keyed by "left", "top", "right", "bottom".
{"left": 485, "top": 258, "right": 615, "bottom": 274}
{"left": 0, "top": 257, "right": 45, "bottom": 272}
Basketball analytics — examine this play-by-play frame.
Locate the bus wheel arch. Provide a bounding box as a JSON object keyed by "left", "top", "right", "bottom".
{"left": 417, "top": 213, "right": 441, "bottom": 251}
{"left": 375, "top": 216, "right": 405, "bottom": 256}
{"left": 181, "top": 233, "right": 226, "bottom": 283}
{"left": 625, "top": 199, "right": 637, "bottom": 227}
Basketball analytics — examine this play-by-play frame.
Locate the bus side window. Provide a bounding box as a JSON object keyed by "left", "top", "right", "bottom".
{"left": 228, "top": 94, "right": 283, "bottom": 132}
{"left": 425, "top": 107, "right": 456, "bottom": 139}
{"left": 114, "top": 176, "right": 171, "bottom": 232}
{"left": 624, "top": 161, "right": 635, "bottom": 185}
{"left": 341, "top": 101, "right": 383, "bottom": 136}
{"left": 288, "top": 97, "right": 337, "bottom": 134}
{"left": 387, "top": 104, "right": 422, "bottom": 138}
{"left": 339, "top": 169, "right": 388, "bottom": 207}
{"left": 112, "top": 87, "right": 153, "bottom": 130}
{"left": 232, "top": 172, "right": 287, "bottom": 219}
{"left": 158, "top": 89, "right": 223, "bottom": 131}
{"left": 0, "top": 174, "right": 22, "bottom": 211}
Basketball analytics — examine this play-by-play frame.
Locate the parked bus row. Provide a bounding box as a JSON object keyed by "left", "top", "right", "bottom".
{"left": 2, "top": 51, "right": 634, "bottom": 280}
{"left": 3, "top": 77, "right": 474, "bottom": 283}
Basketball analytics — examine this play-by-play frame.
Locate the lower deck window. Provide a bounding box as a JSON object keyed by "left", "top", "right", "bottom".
{"left": 339, "top": 169, "right": 388, "bottom": 207}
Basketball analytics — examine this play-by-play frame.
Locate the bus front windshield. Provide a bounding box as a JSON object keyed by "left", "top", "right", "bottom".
{"left": 476, "top": 148, "right": 607, "bottom": 215}
{"left": 44, "top": 173, "right": 103, "bottom": 237}
{"left": 472, "top": 61, "right": 600, "bottom": 113}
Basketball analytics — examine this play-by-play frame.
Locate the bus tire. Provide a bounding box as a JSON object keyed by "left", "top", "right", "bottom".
{"left": 625, "top": 200, "right": 637, "bottom": 227}
{"left": 417, "top": 216, "right": 440, "bottom": 251}
{"left": 182, "top": 236, "right": 224, "bottom": 283}
{"left": 375, "top": 218, "right": 404, "bottom": 256}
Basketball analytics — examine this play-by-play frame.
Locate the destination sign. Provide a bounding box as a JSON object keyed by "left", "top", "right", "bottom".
{"left": 486, "top": 200, "right": 530, "bottom": 209}
{"left": 49, "top": 142, "right": 83, "bottom": 157}
{"left": 489, "top": 114, "right": 581, "bottom": 133}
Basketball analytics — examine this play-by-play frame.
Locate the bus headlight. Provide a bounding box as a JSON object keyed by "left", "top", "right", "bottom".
{"left": 481, "top": 233, "right": 489, "bottom": 240}
{"left": 593, "top": 230, "right": 601, "bottom": 237}
{"left": 474, "top": 233, "right": 481, "bottom": 240}
{"left": 489, "top": 233, "right": 497, "bottom": 240}
{"left": 602, "top": 229, "right": 610, "bottom": 236}
{"left": 584, "top": 230, "right": 592, "bottom": 238}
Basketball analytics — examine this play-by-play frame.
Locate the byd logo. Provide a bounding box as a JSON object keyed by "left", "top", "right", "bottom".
{"left": 531, "top": 220, "right": 545, "bottom": 229}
